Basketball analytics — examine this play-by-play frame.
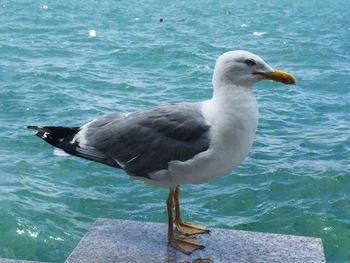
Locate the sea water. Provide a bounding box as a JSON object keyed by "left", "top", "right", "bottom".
{"left": 0, "top": 0, "right": 349, "bottom": 262}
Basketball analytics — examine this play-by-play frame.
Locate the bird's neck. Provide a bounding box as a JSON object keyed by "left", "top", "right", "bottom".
{"left": 202, "top": 84, "right": 259, "bottom": 150}
{"left": 211, "top": 83, "right": 253, "bottom": 107}
{"left": 203, "top": 83, "right": 258, "bottom": 129}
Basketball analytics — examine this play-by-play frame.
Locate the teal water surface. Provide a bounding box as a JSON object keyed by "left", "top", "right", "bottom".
{"left": 1, "top": 0, "right": 350, "bottom": 262}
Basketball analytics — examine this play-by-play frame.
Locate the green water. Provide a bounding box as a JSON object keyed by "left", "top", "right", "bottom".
{"left": 1, "top": 0, "right": 350, "bottom": 262}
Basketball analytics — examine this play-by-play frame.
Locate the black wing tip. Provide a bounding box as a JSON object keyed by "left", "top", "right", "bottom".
{"left": 27, "top": 125, "right": 40, "bottom": 130}
{"left": 27, "top": 126, "right": 50, "bottom": 138}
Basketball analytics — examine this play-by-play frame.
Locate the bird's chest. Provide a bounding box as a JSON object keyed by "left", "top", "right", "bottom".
{"left": 213, "top": 97, "right": 258, "bottom": 140}
{"left": 212, "top": 119, "right": 257, "bottom": 170}
{"left": 206, "top": 96, "right": 259, "bottom": 172}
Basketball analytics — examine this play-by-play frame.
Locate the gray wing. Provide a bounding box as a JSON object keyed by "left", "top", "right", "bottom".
{"left": 76, "top": 103, "right": 210, "bottom": 178}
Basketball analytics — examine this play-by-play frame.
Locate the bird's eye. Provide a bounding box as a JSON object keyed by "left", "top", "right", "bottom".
{"left": 245, "top": 59, "right": 256, "bottom": 66}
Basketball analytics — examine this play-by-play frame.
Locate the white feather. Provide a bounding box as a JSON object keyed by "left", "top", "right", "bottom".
{"left": 53, "top": 148, "right": 71, "bottom": 157}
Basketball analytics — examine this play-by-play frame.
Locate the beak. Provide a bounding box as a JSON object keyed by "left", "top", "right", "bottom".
{"left": 256, "top": 69, "right": 296, "bottom": 85}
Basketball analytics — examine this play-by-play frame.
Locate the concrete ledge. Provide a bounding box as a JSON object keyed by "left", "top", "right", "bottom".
{"left": 65, "top": 218, "right": 326, "bottom": 263}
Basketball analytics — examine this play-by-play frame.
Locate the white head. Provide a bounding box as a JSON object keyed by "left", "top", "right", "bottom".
{"left": 213, "top": 50, "right": 296, "bottom": 89}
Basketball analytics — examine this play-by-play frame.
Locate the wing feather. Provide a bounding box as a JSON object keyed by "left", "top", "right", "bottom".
{"left": 75, "top": 103, "right": 210, "bottom": 178}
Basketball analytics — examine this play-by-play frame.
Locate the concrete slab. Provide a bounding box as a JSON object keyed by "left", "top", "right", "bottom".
{"left": 65, "top": 218, "right": 326, "bottom": 263}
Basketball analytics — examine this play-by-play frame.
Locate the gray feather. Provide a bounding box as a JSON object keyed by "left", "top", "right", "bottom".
{"left": 78, "top": 103, "right": 210, "bottom": 178}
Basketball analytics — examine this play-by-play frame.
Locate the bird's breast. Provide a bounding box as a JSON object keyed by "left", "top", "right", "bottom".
{"left": 201, "top": 92, "right": 259, "bottom": 171}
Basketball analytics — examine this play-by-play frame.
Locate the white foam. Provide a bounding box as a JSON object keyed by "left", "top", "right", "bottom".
{"left": 49, "top": 236, "right": 64, "bottom": 241}
{"left": 42, "top": 4, "right": 48, "bottom": 10}
{"left": 89, "top": 29, "right": 96, "bottom": 37}
{"left": 16, "top": 229, "right": 25, "bottom": 235}
{"left": 252, "top": 31, "right": 267, "bottom": 36}
{"left": 27, "top": 229, "right": 38, "bottom": 238}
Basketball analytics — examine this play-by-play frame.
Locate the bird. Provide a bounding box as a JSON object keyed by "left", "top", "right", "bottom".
{"left": 28, "top": 50, "right": 296, "bottom": 254}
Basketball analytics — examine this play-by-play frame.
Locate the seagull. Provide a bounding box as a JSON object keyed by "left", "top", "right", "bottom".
{"left": 28, "top": 50, "right": 296, "bottom": 254}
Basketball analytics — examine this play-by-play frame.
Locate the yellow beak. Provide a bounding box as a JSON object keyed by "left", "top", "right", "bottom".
{"left": 261, "top": 69, "right": 296, "bottom": 85}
